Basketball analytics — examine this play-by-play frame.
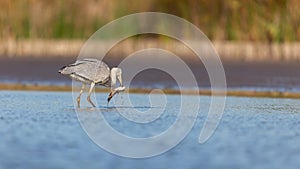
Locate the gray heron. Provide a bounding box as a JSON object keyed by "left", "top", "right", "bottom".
{"left": 58, "top": 58, "right": 125, "bottom": 108}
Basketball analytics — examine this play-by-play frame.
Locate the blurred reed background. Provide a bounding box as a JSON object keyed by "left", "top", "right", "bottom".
{"left": 1, "top": 0, "right": 300, "bottom": 95}
{"left": 1, "top": 0, "right": 300, "bottom": 41}
{"left": 0, "top": 0, "right": 300, "bottom": 60}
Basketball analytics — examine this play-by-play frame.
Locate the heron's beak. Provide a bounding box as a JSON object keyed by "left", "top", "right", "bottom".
{"left": 107, "top": 92, "right": 114, "bottom": 103}
{"left": 107, "top": 87, "right": 125, "bottom": 103}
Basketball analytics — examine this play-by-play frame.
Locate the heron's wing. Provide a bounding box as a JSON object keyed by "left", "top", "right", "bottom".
{"left": 63, "top": 59, "right": 96, "bottom": 73}
{"left": 95, "top": 61, "right": 111, "bottom": 83}
{"left": 73, "top": 59, "right": 110, "bottom": 83}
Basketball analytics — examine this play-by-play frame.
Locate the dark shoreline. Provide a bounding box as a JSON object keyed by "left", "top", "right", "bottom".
{"left": 1, "top": 56, "right": 300, "bottom": 92}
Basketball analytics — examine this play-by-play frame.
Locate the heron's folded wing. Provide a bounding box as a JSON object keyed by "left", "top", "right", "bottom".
{"left": 94, "top": 61, "right": 110, "bottom": 83}
{"left": 72, "top": 59, "right": 110, "bottom": 83}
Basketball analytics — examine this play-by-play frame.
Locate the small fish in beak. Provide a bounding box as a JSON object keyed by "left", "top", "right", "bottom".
{"left": 107, "top": 86, "right": 126, "bottom": 103}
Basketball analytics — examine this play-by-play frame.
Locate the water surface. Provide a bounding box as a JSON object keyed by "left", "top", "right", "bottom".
{"left": 0, "top": 91, "right": 300, "bottom": 169}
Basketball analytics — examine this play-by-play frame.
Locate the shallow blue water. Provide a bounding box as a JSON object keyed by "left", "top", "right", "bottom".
{"left": 1, "top": 91, "right": 300, "bottom": 169}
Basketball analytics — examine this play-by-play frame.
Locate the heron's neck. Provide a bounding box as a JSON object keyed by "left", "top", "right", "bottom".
{"left": 110, "top": 71, "right": 117, "bottom": 87}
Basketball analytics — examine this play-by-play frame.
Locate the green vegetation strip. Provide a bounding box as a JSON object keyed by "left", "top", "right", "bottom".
{"left": 1, "top": 83, "right": 300, "bottom": 99}
{"left": 2, "top": 0, "right": 299, "bottom": 41}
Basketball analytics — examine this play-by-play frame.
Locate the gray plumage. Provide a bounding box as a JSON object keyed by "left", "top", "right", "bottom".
{"left": 59, "top": 58, "right": 125, "bottom": 108}
{"left": 60, "top": 58, "right": 111, "bottom": 87}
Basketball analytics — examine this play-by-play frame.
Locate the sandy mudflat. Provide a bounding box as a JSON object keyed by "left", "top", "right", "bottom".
{"left": 1, "top": 83, "right": 300, "bottom": 99}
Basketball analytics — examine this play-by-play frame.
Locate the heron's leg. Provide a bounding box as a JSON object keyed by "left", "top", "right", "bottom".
{"left": 77, "top": 83, "right": 85, "bottom": 108}
{"left": 87, "top": 82, "right": 96, "bottom": 107}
